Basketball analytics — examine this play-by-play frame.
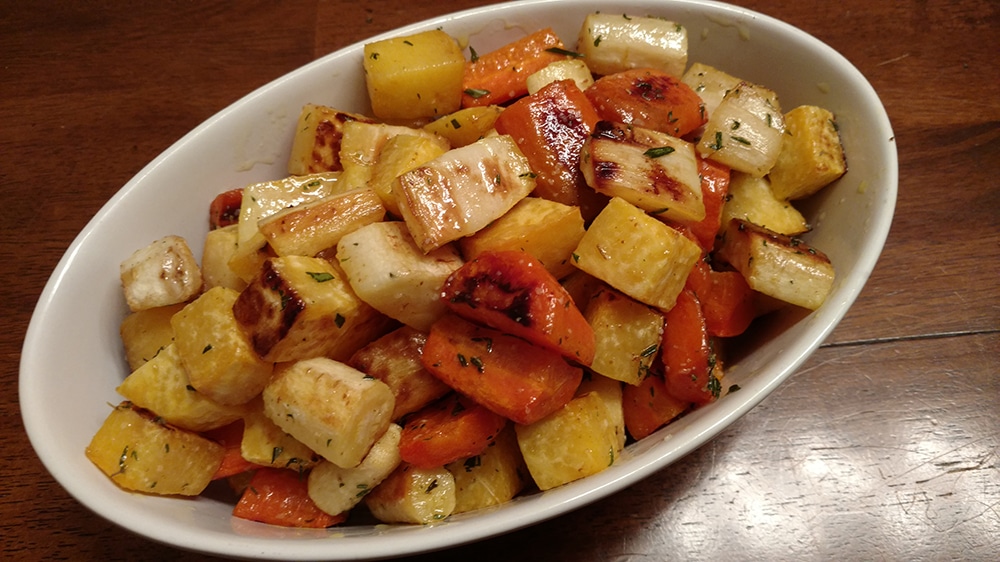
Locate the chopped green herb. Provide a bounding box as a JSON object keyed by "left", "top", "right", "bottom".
{"left": 334, "top": 313, "right": 346, "bottom": 328}
{"left": 731, "top": 135, "right": 751, "bottom": 145}
{"left": 307, "top": 271, "right": 335, "bottom": 283}
{"left": 644, "top": 146, "right": 675, "bottom": 158}
{"left": 545, "top": 47, "right": 584, "bottom": 58}
{"left": 464, "top": 88, "right": 490, "bottom": 99}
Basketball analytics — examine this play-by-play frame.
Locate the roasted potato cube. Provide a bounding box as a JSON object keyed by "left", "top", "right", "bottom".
{"left": 308, "top": 424, "right": 402, "bottom": 516}
{"left": 697, "top": 82, "right": 785, "bottom": 177}
{"left": 363, "top": 29, "right": 466, "bottom": 121}
{"left": 585, "top": 287, "right": 664, "bottom": 386}
{"left": 581, "top": 121, "right": 705, "bottom": 224}
{"left": 577, "top": 13, "right": 687, "bottom": 78}
{"left": 262, "top": 357, "right": 395, "bottom": 468}
{"left": 337, "top": 221, "right": 464, "bottom": 332}
{"left": 364, "top": 463, "right": 456, "bottom": 524}
{"left": 459, "top": 197, "right": 586, "bottom": 280}
{"left": 86, "top": 402, "right": 224, "bottom": 496}
{"left": 287, "top": 104, "right": 375, "bottom": 175}
{"left": 201, "top": 224, "right": 246, "bottom": 292}
{"left": 369, "top": 134, "right": 449, "bottom": 216}
{"left": 241, "top": 400, "right": 321, "bottom": 471}
{"left": 119, "top": 235, "right": 202, "bottom": 312}
{"left": 171, "top": 286, "right": 273, "bottom": 405}
{"left": 768, "top": 105, "right": 847, "bottom": 200}
{"left": 232, "top": 255, "right": 389, "bottom": 363}
{"left": 715, "top": 219, "right": 835, "bottom": 310}
{"left": 721, "top": 172, "right": 809, "bottom": 236}
{"left": 576, "top": 373, "right": 626, "bottom": 452}
{"left": 572, "top": 197, "right": 702, "bottom": 311}
{"left": 515, "top": 391, "right": 622, "bottom": 490}
{"left": 258, "top": 188, "right": 386, "bottom": 257}
{"left": 119, "top": 303, "right": 183, "bottom": 371}
{"left": 116, "top": 343, "right": 246, "bottom": 432}
{"left": 446, "top": 425, "right": 528, "bottom": 514}
{"left": 394, "top": 134, "right": 536, "bottom": 253}
{"left": 349, "top": 326, "right": 451, "bottom": 421}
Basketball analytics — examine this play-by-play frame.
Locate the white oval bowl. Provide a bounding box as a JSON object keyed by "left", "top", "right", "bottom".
{"left": 20, "top": 0, "right": 896, "bottom": 559}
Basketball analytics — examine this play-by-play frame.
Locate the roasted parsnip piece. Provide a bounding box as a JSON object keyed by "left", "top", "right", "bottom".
{"left": 577, "top": 13, "right": 687, "bottom": 78}
{"left": 120, "top": 235, "right": 202, "bottom": 312}
{"left": 697, "top": 82, "right": 785, "bottom": 177}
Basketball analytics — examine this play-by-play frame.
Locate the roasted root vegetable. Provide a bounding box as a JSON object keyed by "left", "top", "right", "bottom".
{"left": 363, "top": 29, "right": 466, "bottom": 121}
{"left": 86, "top": 402, "right": 224, "bottom": 496}
{"left": 585, "top": 68, "right": 707, "bottom": 138}
{"left": 393, "top": 134, "right": 536, "bottom": 253}
{"left": 398, "top": 393, "right": 508, "bottom": 469}
{"left": 441, "top": 250, "right": 595, "bottom": 364}
{"left": 577, "top": 13, "right": 688, "bottom": 78}
{"left": 262, "top": 357, "right": 396, "bottom": 469}
{"left": 720, "top": 172, "right": 809, "bottom": 236}
{"left": 445, "top": 424, "right": 528, "bottom": 514}
{"left": 662, "top": 289, "right": 719, "bottom": 405}
{"left": 461, "top": 27, "right": 569, "bottom": 108}
{"left": 422, "top": 314, "right": 583, "bottom": 425}
{"left": 715, "top": 219, "right": 835, "bottom": 310}
{"left": 307, "top": 424, "right": 402, "bottom": 516}
{"left": 696, "top": 81, "right": 786, "bottom": 177}
{"left": 257, "top": 187, "right": 386, "bottom": 258}
{"left": 364, "top": 463, "right": 457, "bottom": 524}
{"left": 118, "top": 303, "right": 183, "bottom": 371}
{"left": 622, "top": 373, "right": 690, "bottom": 440}
{"left": 493, "top": 78, "right": 601, "bottom": 209}
{"left": 572, "top": 196, "right": 702, "bottom": 311}
{"left": 119, "top": 235, "right": 203, "bottom": 312}
{"left": 585, "top": 287, "right": 664, "bottom": 386}
{"left": 287, "top": 104, "right": 375, "bottom": 175}
{"left": 768, "top": 105, "right": 847, "bottom": 200}
{"left": 581, "top": 120, "right": 705, "bottom": 224}
{"left": 234, "top": 467, "right": 347, "bottom": 528}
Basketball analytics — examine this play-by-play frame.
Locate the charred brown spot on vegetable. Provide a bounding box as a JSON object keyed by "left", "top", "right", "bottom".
{"left": 448, "top": 271, "right": 534, "bottom": 327}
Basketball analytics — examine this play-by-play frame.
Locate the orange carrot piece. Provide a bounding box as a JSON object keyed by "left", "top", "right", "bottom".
{"left": 662, "top": 289, "right": 719, "bottom": 405}
{"left": 233, "top": 467, "right": 346, "bottom": 528}
{"left": 399, "top": 392, "right": 509, "bottom": 469}
{"left": 684, "top": 258, "right": 755, "bottom": 338}
{"left": 422, "top": 314, "right": 583, "bottom": 425}
{"left": 687, "top": 157, "right": 731, "bottom": 251}
{"left": 622, "top": 373, "right": 690, "bottom": 440}
{"left": 494, "top": 79, "right": 604, "bottom": 210}
{"left": 462, "top": 27, "right": 569, "bottom": 108}
{"left": 584, "top": 68, "right": 707, "bottom": 138}
{"left": 441, "top": 250, "right": 595, "bottom": 365}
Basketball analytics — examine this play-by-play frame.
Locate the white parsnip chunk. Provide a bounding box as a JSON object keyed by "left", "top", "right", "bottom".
{"left": 120, "top": 235, "right": 202, "bottom": 311}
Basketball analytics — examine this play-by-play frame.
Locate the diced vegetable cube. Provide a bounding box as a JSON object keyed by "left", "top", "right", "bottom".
{"left": 462, "top": 27, "right": 569, "bottom": 108}
{"left": 422, "top": 105, "right": 504, "bottom": 148}
{"left": 364, "top": 463, "right": 457, "bottom": 524}
{"left": 697, "top": 82, "right": 786, "bottom": 177}
{"left": 446, "top": 425, "right": 528, "bottom": 514}
{"left": 86, "top": 402, "right": 224, "bottom": 496}
{"left": 585, "top": 68, "right": 707, "bottom": 138}
{"left": 515, "top": 391, "right": 622, "bottom": 490}
{"left": 287, "top": 104, "right": 375, "bottom": 175}
{"left": 393, "top": 134, "right": 536, "bottom": 252}
{"left": 680, "top": 62, "right": 742, "bottom": 120}
{"left": 715, "top": 219, "right": 835, "bottom": 310}
{"left": 572, "top": 197, "right": 702, "bottom": 311}
{"left": 119, "top": 303, "right": 183, "bottom": 372}
{"left": 234, "top": 467, "right": 346, "bottom": 528}
{"left": 262, "top": 357, "right": 396, "bottom": 468}
{"left": 336, "top": 221, "right": 464, "bottom": 332}
{"left": 116, "top": 343, "right": 247, "bottom": 432}
{"left": 201, "top": 224, "right": 246, "bottom": 292}
{"left": 577, "top": 13, "right": 687, "bottom": 78}
{"left": 307, "top": 424, "right": 402, "bottom": 516}
{"left": 720, "top": 172, "right": 809, "bottom": 236}
{"left": 526, "top": 59, "right": 594, "bottom": 94}
{"left": 768, "top": 105, "right": 847, "bottom": 200}
{"left": 119, "top": 235, "right": 203, "bottom": 312}
{"left": 258, "top": 188, "right": 386, "bottom": 257}
{"left": 240, "top": 400, "right": 321, "bottom": 471}
{"left": 585, "top": 287, "right": 664, "bottom": 386}
{"left": 581, "top": 121, "right": 705, "bottom": 224}
{"left": 368, "top": 134, "right": 449, "bottom": 216}
{"left": 363, "top": 29, "right": 466, "bottom": 121}
{"left": 398, "top": 393, "right": 508, "bottom": 469}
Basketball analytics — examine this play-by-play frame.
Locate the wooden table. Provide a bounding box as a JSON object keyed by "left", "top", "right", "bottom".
{"left": 3, "top": 1, "right": 997, "bottom": 560}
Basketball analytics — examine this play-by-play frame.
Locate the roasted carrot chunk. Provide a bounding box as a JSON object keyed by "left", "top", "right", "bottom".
{"left": 422, "top": 314, "right": 583, "bottom": 425}
{"left": 494, "top": 79, "right": 603, "bottom": 210}
{"left": 687, "top": 157, "right": 731, "bottom": 251}
{"left": 584, "top": 68, "right": 707, "bottom": 138}
{"left": 208, "top": 188, "right": 243, "bottom": 230}
{"left": 233, "top": 467, "right": 345, "bottom": 528}
{"left": 622, "top": 373, "right": 690, "bottom": 440}
{"left": 662, "top": 289, "right": 719, "bottom": 405}
{"left": 441, "top": 250, "right": 595, "bottom": 365}
{"left": 684, "top": 258, "right": 755, "bottom": 338}
{"left": 462, "top": 28, "right": 569, "bottom": 108}
{"left": 399, "top": 392, "right": 509, "bottom": 469}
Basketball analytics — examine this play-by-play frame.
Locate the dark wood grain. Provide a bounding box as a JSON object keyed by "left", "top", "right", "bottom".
{"left": 2, "top": 1, "right": 998, "bottom": 560}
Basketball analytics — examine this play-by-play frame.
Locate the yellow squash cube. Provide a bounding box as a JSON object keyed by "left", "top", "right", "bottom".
{"left": 363, "top": 29, "right": 466, "bottom": 122}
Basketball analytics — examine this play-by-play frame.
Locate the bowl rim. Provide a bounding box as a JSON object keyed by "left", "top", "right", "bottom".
{"left": 20, "top": 0, "right": 897, "bottom": 559}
